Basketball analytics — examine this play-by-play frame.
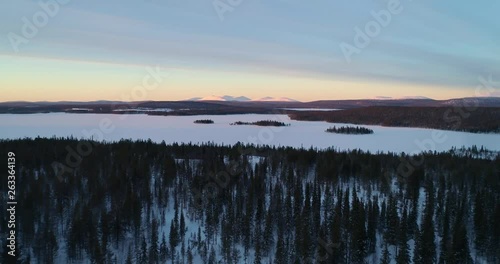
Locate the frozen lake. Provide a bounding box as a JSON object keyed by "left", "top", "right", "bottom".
{"left": 280, "top": 108, "right": 342, "bottom": 111}
{"left": 1, "top": 113, "right": 499, "bottom": 153}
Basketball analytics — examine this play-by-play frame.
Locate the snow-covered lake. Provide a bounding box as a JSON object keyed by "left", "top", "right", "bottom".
{"left": 280, "top": 108, "right": 342, "bottom": 111}
{"left": 1, "top": 113, "right": 499, "bottom": 153}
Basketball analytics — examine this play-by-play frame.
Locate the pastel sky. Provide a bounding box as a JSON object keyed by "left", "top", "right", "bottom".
{"left": 1, "top": 0, "right": 499, "bottom": 102}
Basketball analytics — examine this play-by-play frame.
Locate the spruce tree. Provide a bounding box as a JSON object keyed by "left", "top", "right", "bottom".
{"left": 187, "top": 247, "right": 194, "bottom": 264}
{"left": 439, "top": 199, "right": 451, "bottom": 264}
{"left": 396, "top": 205, "right": 410, "bottom": 264}
{"left": 386, "top": 195, "right": 399, "bottom": 245}
{"left": 473, "top": 191, "right": 486, "bottom": 256}
{"left": 140, "top": 236, "right": 148, "bottom": 264}
{"left": 415, "top": 184, "right": 436, "bottom": 264}
{"left": 150, "top": 218, "right": 159, "bottom": 263}
{"left": 179, "top": 210, "right": 187, "bottom": 240}
{"left": 412, "top": 228, "right": 421, "bottom": 264}
{"left": 380, "top": 244, "right": 391, "bottom": 264}
{"left": 125, "top": 245, "right": 133, "bottom": 264}
{"left": 274, "top": 231, "right": 286, "bottom": 264}
{"left": 263, "top": 209, "right": 274, "bottom": 254}
{"left": 452, "top": 222, "right": 473, "bottom": 263}
{"left": 350, "top": 198, "right": 367, "bottom": 263}
{"left": 208, "top": 247, "right": 216, "bottom": 264}
{"left": 160, "top": 233, "right": 168, "bottom": 262}
{"left": 169, "top": 219, "right": 179, "bottom": 261}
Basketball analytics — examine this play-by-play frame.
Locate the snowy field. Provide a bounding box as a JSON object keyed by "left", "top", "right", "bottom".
{"left": 1, "top": 113, "right": 499, "bottom": 153}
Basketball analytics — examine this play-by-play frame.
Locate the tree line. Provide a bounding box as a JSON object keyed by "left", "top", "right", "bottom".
{"left": 230, "top": 120, "right": 290, "bottom": 127}
{"left": 194, "top": 119, "right": 215, "bottom": 124}
{"left": 325, "top": 126, "right": 374, "bottom": 135}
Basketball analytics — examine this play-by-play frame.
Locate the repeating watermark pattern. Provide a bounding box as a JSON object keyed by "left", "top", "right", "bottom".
{"left": 392, "top": 73, "right": 499, "bottom": 184}
{"left": 7, "top": 0, "right": 72, "bottom": 53}
{"left": 51, "top": 65, "right": 165, "bottom": 182}
{"left": 302, "top": 238, "right": 341, "bottom": 264}
{"left": 213, "top": 0, "right": 244, "bottom": 21}
{"left": 475, "top": 74, "right": 499, "bottom": 98}
{"left": 340, "top": 0, "right": 409, "bottom": 63}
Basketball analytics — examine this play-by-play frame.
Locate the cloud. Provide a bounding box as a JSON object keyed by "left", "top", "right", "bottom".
{"left": 2, "top": 0, "right": 499, "bottom": 95}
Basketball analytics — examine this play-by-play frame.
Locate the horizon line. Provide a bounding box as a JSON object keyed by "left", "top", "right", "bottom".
{"left": 2, "top": 96, "right": 500, "bottom": 104}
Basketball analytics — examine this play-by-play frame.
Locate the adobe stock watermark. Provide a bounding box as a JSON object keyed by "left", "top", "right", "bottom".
{"left": 392, "top": 73, "right": 499, "bottom": 184}
{"left": 51, "top": 65, "right": 165, "bottom": 182}
{"left": 302, "top": 238, "right": 341, "bottom": 264}
{"left": 474, "top": 74, "right": 499, "bottom": 98}
{"left": 212, "top": 0, "right": 243, "bottom": 21}
{"left": 339, "top": 0, "right": 409, "bottom": 63}
{"left": 7, "top": 0, "right": 72, "bottom": 53}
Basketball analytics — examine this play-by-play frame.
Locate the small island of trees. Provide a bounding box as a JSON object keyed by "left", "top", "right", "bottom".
{"left": 230, "top": 120, "right": 290, "bottom": 127}
{"left": 194, "top": 119, "right": 214, "bottom": 124}
{"left": 326, "top": 125, "right": 374, "bottom": 134}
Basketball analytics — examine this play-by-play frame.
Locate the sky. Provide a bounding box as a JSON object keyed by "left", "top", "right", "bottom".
{"left": 1, "top": 0, "right": 499, "bottom": 102}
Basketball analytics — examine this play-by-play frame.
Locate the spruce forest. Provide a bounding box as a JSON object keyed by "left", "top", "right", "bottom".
{"left": 325, "top": 126, "right": 374, "bottom": 135}
{"left": 0, "top": 138, "right": 499, "bottom": 264}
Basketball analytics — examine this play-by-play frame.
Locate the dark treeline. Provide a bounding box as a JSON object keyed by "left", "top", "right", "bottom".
{"left": 194, "top": 120, "right": 215, "bottom": 124}
{"left": 231, "top": 120, "right": 290, "bottom": 127}
{"left": 289, "top": 107, "right": 500, "bottom": 134}
{"left": 326, "top": 126, "right": 374, "bottom": 135}
{"left": 0, "top": 138, "right": 499, "bottom": 263}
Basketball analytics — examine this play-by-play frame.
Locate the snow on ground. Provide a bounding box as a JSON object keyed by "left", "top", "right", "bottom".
{"left": 69, "top": 108, "right": 92, "bottom": 111}
{"left": 1, "top": 113, "right": 499, "bottom": 154}
{"left": 279, "top": 108, "right": 343, "bottom": 111}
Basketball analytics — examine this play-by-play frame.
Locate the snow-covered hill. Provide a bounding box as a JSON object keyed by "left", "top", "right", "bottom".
{"left": 251, "top": 96, "right": 298, "bottom": 102}
{"left": 184, "top": 95, "right": 298, "bottom": 102}
{"left": 373, "top": 96, "right": 432, "bottom": 100}
{"left": 186, "top": 95, "right": 251, "bottom": 101}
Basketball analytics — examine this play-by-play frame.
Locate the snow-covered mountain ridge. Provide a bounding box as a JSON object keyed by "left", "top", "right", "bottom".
{"left": 185, "top": 95, "right": 299, "bottom": 102}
